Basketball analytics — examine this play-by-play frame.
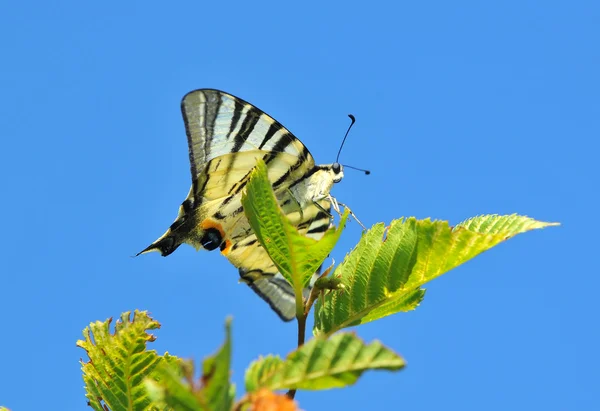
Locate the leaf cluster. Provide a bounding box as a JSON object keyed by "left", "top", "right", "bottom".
{"left": 78, "top": 160, "right": 557, "bottom": 410}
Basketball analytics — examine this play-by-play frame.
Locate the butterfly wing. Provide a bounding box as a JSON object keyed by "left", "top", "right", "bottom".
{"left": 225, "top": 194, "right": 332, "bottom": 321}
{"left": 140, "top": 89, "right": 331, "bottom": 321}
{"left": 182, "top": 89, "right": 314, "bottom": 188}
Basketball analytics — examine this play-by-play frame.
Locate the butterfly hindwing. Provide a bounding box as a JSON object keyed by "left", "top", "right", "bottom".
{"left": 229, "top": 196, "right": 332, "bottom": 321}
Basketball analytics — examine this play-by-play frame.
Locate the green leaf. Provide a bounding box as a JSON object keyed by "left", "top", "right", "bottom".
{"left": 77, "top": 310, "right": 165, "bottom": 411}
{"left": 245, "top": 355, "right": 285, "bottom": 393}
{"left": 0, "top": 407, "right": 13, "bottom": 411}
{"left": 145, "top": 319, "right": 234, "bottom": 411}
{"left": 244, "top": 332, "right": 404, "bottom": 391}
{"left": 201, "top": 318, "right": 234, "bottom": 410}
{"left": 314, "top": 214, "right": 559, "bottom": 336}
{"left": 241, "top": 159, "right": 348, "bottom": 315}
{"left": 145, "top": 360, "right": 200, "bottom": 411}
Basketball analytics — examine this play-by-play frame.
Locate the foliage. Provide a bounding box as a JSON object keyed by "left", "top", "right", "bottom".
{"left": 245, "top": 332, "right": 404, "bottom": 391}
{"left": 145, "top": 319, "right": 234, "bottom": 411}
{"left": 77, "top": 311, "right": 167, "bottom": 411}
{"left": 314, "top": 215, "right": 558, "bottom": 336}
{"left": 79, "top": 162, "right": 558, "bottom": 409}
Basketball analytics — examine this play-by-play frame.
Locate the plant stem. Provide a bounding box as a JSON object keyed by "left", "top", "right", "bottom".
{"left": 286, "top": 313, "right": 307, "bottom": 400}
{"left": 296, "top": 313, "right": 307, "bottom": 348}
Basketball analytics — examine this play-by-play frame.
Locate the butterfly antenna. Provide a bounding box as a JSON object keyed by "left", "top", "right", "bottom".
{"left": 336, "top": 114, "right": 371, "bottom": 175}
{"left": 336, "top": 114, "right": 356, "bottom": 163}
{"left": 342, "top": 164, "right": 371, "bottom": 175}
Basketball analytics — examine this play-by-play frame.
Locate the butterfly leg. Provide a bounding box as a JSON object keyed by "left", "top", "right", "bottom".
{"left": 311, "top": 197, "right": 334, "bottom": 220}
{"left": 328, "top": 195, "right": 341, "bottom": 215}
{"left": 311, "top": 194, "right": 365, "bottom": 229}
{"left": 331, "top": 197, "right": 367, "bottom": 230}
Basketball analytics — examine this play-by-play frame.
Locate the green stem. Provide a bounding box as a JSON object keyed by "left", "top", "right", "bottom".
{"left": 296, "top": 314, "right": 307, "bottom": 348}
{"left": 286, "top": 312, "right": 307, "bottom": 400}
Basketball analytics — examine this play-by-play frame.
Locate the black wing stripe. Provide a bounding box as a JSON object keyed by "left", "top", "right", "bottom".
{"left": 204, "top": 91, "right": 221, "bottom": 163}
{"left": 306, "top": 224, "right": 330, "bottom": 234}
{"left": 259, "top": 121, "right": 283, "bottom": 150}
{"left": 288, "top": 165, "right": 320, "bottom": 189}
{"left": 272, "top": 169, "right": 292, "bottom": 190}
{"left": 232, "top": 238, "right": 257, "bottom": 251}
{"left": 183, "top": 90, "right": 220, "bottom": 184}
{"left": 265, "top": 132, "right": 294, "bottom": 164}
{"left": 182, "top": 96, "right": 198, "bottom": 180}
{"left": 232, "top": 108, "right": 261, "bottom": 153}
{"left": 272, "top": 145, "right": 311, "bottom": 189}
{"left": 226, "top": 98, "right": 244, "bottom": 141}
{"left": 227, "top": 167, "right": 254, "bottom": 195}
{"left": 297, "top": 210, "right": 330, "bottom": 230}
{"left": 313, "top": 210, "right": 330, "bottom": 222}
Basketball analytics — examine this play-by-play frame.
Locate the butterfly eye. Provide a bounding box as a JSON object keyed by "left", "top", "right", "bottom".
{"left": 332, "top": 162, "right": 341, "bottom": 173}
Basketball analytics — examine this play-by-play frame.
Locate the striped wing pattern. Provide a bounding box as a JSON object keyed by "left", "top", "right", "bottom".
{"left": 140, "top": 89, "right": 335, "bottom": 321}
{"left": 182, "top": 90, "right": 314, "bottom": 186}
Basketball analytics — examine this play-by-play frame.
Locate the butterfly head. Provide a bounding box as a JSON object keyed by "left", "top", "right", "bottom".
{"left": 331, "top": 162, "right": 344, "bottom": 183}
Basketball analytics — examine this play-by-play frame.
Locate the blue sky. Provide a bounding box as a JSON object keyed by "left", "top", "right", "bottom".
{"left": 1, "top": 1, "right": 597, "bottom": 410}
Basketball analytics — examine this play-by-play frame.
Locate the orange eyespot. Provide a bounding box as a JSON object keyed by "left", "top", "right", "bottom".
{"left": 200, "top": 219, "right": 226, "bottom": 239}
{"left": 199, "top": 219, "right": 227, "bottom": 252}
{"left": 220, "top": 239, "right": 233, "bottom": 256}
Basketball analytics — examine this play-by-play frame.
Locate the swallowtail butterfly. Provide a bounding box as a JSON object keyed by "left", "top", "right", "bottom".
{"left": 139, "top": 89, "right": 348, "bottom": 321}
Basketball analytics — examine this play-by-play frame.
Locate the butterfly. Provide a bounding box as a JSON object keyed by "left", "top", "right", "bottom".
{"left": 138, "top": 89, "right": 349, "bottom": 321}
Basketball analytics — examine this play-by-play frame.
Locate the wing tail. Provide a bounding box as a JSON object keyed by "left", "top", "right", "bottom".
{"left": 136, "top": 230, "right": 181, "bottom": 257}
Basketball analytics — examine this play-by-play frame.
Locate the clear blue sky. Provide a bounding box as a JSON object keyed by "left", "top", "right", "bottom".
{"left": 1, "top": 1, "right": 597, "bottom": 410}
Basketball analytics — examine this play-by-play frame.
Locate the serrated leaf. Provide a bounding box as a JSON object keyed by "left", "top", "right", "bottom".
{"left": 314, "top": 215, "right": 559, "bottom": 336}
{"left": 77, "top": 310, "right": 165, "bottom": 411}
{"left": 145, "top": 319, "right": 234, "bottom": 411}
{"left": 245, "top": 355, "right": 285, "bottom": 393}
{"left": 245, "top": 333, "right": 404, "bottom": 391}
{"left": 242, "top": 159, "right": 348, "bottom": 315}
